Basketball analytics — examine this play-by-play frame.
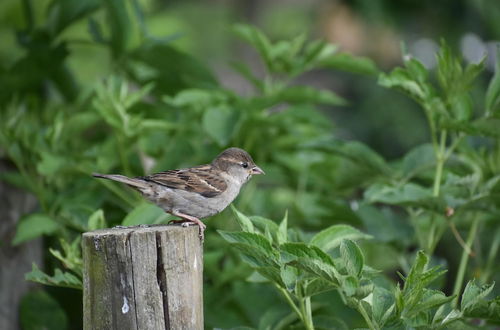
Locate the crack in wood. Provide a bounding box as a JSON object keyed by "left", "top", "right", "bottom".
{"left": 156, "top": 232, "right": 170, "bottom": 328}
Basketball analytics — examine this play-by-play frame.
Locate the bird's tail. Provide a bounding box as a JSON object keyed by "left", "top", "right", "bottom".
{"left": 92, "top": 173, "right": 148, "bottom": 190}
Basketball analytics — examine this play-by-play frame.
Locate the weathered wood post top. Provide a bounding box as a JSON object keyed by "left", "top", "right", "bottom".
{"left": 82, "top": 225, "right": 203, "bottom": 330}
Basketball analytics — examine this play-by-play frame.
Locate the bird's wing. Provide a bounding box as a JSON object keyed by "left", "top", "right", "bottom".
{"left": 141, "top": 165, "right": 227, "bottom": 198}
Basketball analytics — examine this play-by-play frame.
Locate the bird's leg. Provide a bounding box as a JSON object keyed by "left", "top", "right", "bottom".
{"left": 171, "top": 211, "right": 206, "bottom": 241}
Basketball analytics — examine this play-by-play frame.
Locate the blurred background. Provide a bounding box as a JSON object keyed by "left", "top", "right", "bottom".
{"left": 1, "top": 0, "right": 499, "bottom": 329}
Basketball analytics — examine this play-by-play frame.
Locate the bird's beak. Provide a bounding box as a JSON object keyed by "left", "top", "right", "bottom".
{"left": 251, "top": 165, "right": 265, "bottom": 175}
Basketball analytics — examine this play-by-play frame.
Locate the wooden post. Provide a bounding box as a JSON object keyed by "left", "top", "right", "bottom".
{"left": 82, "top": 225, "right": 203, "bottom": 330}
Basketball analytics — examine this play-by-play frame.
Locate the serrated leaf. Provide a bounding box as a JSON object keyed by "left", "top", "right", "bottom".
{"left": 254, "top": 267, "right": 283, "bottom": 286}
{"left": 404, "top": 251, "right": 428, "bottom": 292}
{"left": 280, "top": 243, "right": 340, "bottom": 284}
{"left": 228, "top": 243, "right": 277, "bottom": 268}
{"left": 231, "top": 205, "right": 254, "bottom": 233}
{"left": 25, "top": 263, "right": 82, "bottom": 289}
{"left": 13, "top": 213, "right": 60, "bottom": 245}
{"left": 249, "top": 216, "right": 278, "bottom": 237}
{"left": 371, "top": 287, "right": 395, "bottom": 326}
{"left": 277, "top": 211, "right": 288, "bottom": 245}
{"left": 340, "top": 240, "right": 364, "bottom": 277}
{"left": 404, "top": 290, "right": 454, "bottom": 318}
{"left": 310, "top": 224, "right": 372, "bottom": 252}
{"left": 219, "top": 230, "right": 273, "bottom": 255}
{"left": 461, "top": 280, "right": 495, "bottom": 312}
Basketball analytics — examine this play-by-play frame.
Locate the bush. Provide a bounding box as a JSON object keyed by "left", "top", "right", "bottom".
{"left": 1, "top": 0, "right": 499, "bottom": 329}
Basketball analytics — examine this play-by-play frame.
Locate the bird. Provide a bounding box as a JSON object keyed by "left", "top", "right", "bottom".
{"left": 93, "top": 147, "right": 264, "bottom": 240}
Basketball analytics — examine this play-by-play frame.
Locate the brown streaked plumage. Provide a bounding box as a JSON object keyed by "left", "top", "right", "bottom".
{"left": 93, "top": 147, "right": 264, "bottom": 240}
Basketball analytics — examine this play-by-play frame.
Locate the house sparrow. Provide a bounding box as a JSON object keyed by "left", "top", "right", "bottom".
{"left": 93, "top": 147, "right": 264, "bottom": 240}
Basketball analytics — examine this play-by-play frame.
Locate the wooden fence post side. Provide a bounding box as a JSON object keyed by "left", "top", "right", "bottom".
{"left": 82, "top": 225, "right": 203, "bottom": 330}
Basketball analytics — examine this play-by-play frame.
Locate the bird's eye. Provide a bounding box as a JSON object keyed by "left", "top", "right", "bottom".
{"left": 241, "top": 162, "right": 248, "bottom": 168}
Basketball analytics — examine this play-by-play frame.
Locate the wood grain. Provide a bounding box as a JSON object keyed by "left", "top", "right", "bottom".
{"left": 83, "top": 225, "right": 203, "bottom": 330}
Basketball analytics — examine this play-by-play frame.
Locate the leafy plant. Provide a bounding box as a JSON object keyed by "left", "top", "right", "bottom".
{"left": 221, "top": 208, "right": 500, "bottom": 329}
{"left": 1, "top": 0, "right": 500, "bottom": 328}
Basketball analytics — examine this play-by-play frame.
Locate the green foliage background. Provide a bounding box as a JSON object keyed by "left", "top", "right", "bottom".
{"left": 0, "top": 0, "right": 499, "bottom": 329}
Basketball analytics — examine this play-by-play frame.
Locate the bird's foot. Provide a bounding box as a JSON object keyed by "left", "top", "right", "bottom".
{"left": 171, "top": 211, "right": 206, "bottom": 242}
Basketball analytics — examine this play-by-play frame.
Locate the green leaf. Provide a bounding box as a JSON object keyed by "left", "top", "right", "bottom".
{"left": 443, "top": 117, "right": 500, "bottom": 138}
{"left": 310, "top": 224, "right": 372, "bottom": 252}
{"left": 401, "top": 144, "right": 436, "bottom": 178}
{"left": 219, "top": 231, "right": 273, "bottom": 255}
{"left": 249, "top": 216, "right": 278, "bottom": 238}
{"left": 49, "top": 238, "right": 83, "bottom": 276}
{"left": 102, "top": 0, "right": 133, "bottom": 57}
{"left": 340, "top": 240, "right": 364, "bottom": 277}
{"left": 202, "top": 106, "right": 240, "bottom": 146}
{"left": 46, "top": 0, "right": 100, "bottom": 36}
{"left": 13, "top": 213, "right": 60, "bottom": 245}
{"left": 87, "top": 209, "right": 107, "bottom": 231}
{"left": 328, "top": 140, "right": 391, "bottom": 176}
{"left": 280, "top": 243, "right": 340, "bottom": 283}
{"left": 230, "top": 61, "right": 264, "bottom": 90}
{"left": 255, "top": 266, "right": 284, "bottom": 286}
{"left": 231, "top": 205, "right": 254, "bottom": 233}
{"left": 277, "top": 211, "right": 288, "bottom": 245}
{"left": 25, "top": 263, "right": 82, "bottom": 289}
{"left": 341, "top": 275, "right": 359, "bottom": 297}
{"left": 20, "top": 290, "right": 68, "bottom": 330}
{"left": 280, "top": 265, "right": 297, "bottom": 291}
{"left": 365, "top": 182, "right": 434, "bottom": 206}
{"left": 122, "top": 202, "right": 168, "bottom": 226}
{"left": 130, "top": 44, "right": 218, "bottom": 95}
{"left": 37, "top": 152, "right": 67, "bottom": 176}
{"left": 304, "top": 278, "right": 336, "bottom": 297}
{"left": 461, "top": 280, "right": 495, "bottom": 312}
{"left": 233, "top": 24, "right": 273, "bottom": 71}
{"left": 486, "top": 46, "right": 500, "bottom": 115}
{"left": 321, "top": 52, "right": 379, "bottom": 76}
{"left": 378, "top": 68, "right": 429, "bottom": 102}
{"left": 371, "top": 286, "right": 395, "bottom": 327}
{"left": 404, "top": 251, "right": 429, "bottom": 291}
{"left": 219, "top": 231, "right": 278, "bottom": 268}
{"left": 406, "top": 58, "right": 429, "bottom": 83}
{"left": 405, "top": 290, "right": 454, "bottom": 318}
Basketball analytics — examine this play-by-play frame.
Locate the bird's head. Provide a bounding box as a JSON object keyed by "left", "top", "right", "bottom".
{"left": 212, "top": 147, "right": 264, "bottom": 184}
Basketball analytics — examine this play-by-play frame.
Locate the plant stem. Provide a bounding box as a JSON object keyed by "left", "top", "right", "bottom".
{"left": 358, "top": 301, "right": 377, "bottom": 330}
{"left": 299, "top": 296, "right": 314, "bottom": 330}
{"left": 277, "top": 286, "right": 304, "bottom": 326}
{"left": 433, "top": 130, "right": 447, "bottom": 197}
{"left": 480, "top": 227, "right": 500, "bottom": 283}
{"left": 452, "top": 216, "right": 480, "bottom": 307}
{"left": 428, "top": 130, "right": 447, "bottom": 253}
